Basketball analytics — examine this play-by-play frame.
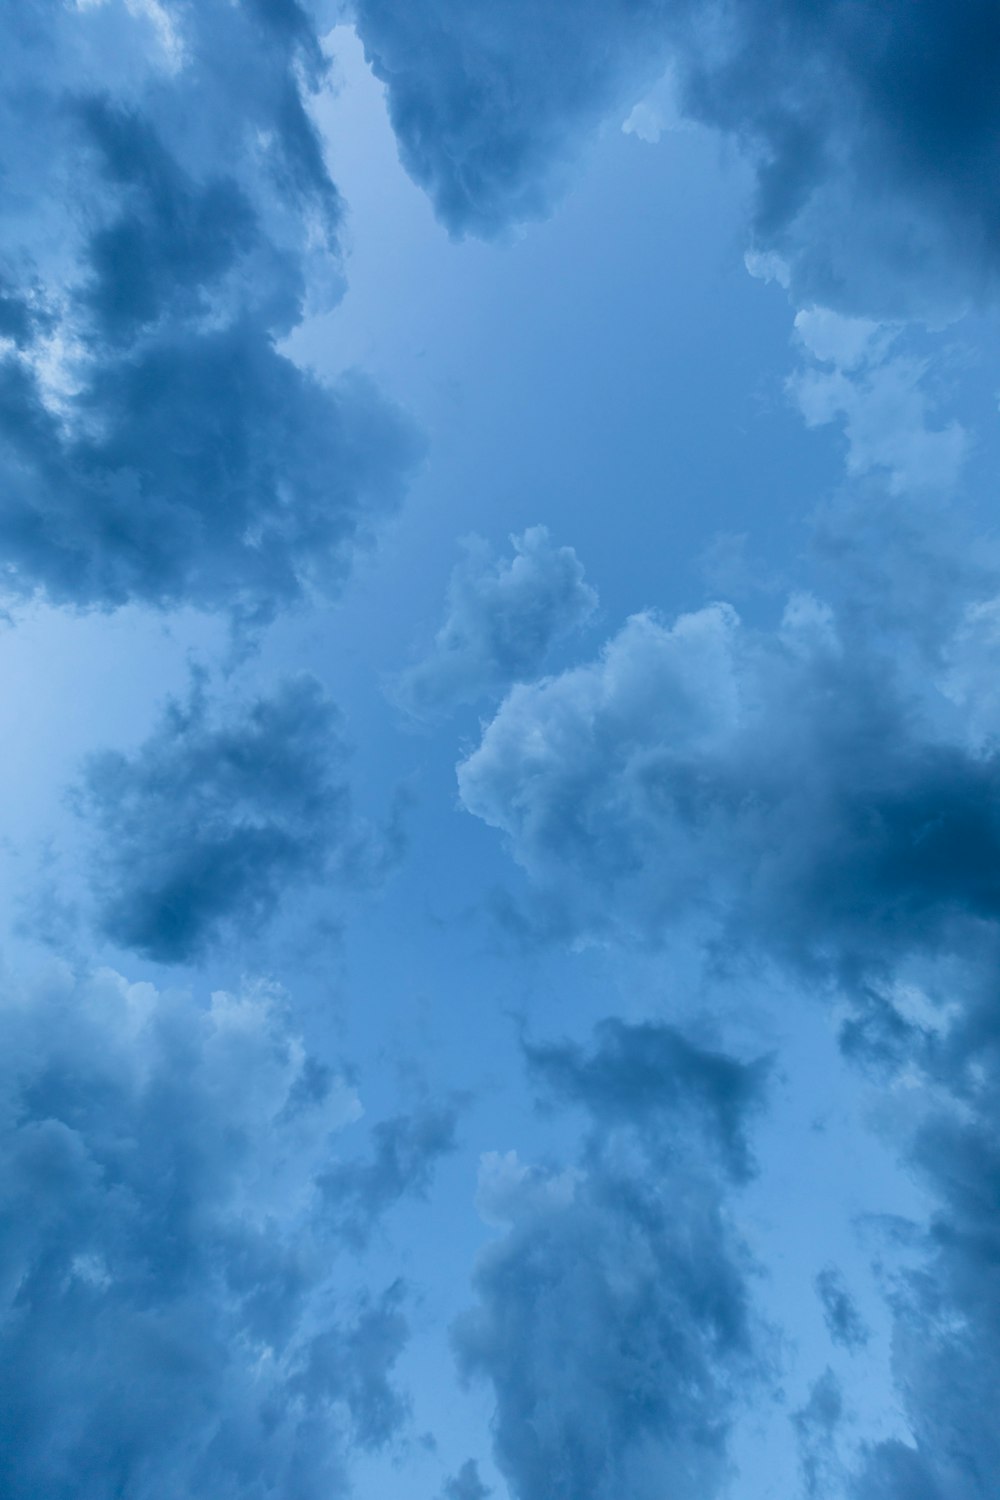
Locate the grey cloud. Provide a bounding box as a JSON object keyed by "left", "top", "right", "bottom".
{"left": 847, "top": 1085, "right": 1000, "bottom": 1500}
{"left": 458, "top": 593, "right": 1000, "bottom": 978}
{"left": 792, "top": 1369, "right": 844, "bottom": 1500}
{"left": 442, "top": 1459, "right": 492, "bottom": 1500}
{"left": 815, "top": 1266, "right": 869, "bottom": 1353}
{"left": 0, "top": 0, "right": 416, "bottom": 619}
{"left": 76, "top": 672, "right": 369, "bottom": 963}
{"left": 352, "top": 0, "right": 671, "bottom": 239}
{"left": 0, "top": 965, "right": 413, "bottom": 1500}
{"left": 458, "top": 512, "right": 1000, "bottom": 1496}
{"left": 454, "top": 1019, "right": 766, "bottom": 1500}
{"left": 318, "top": 1103, "right": 461, "bottom": 1248}
{"left": 396, "top": 527, "right": 596, "bottom": 717}
{"left": 525, "top": 1016, "right": 768, "bottom": 1182}
{"left": 351, "top": 0, "right": 1000, "bottom": 315}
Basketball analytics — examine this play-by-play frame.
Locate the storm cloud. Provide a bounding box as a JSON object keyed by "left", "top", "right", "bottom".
{"left": 0, "top": 964, "right": 415, "bottom": 1500}
{"left": 454, "top": 1019, "right": 767, "bottom": 1500}
{"left": 352, "top": 0, "right": 1000, "bottom": 315}
{"left": 0, "top": 0, "right": 416, "bottom": 619}
{"left": 76, "top": 672, "right": 363, "bottom": 963}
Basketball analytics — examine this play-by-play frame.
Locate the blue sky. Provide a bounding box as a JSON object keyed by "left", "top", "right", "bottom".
{"left": 2, "top": 3, "right": 1000, "bottom": 1498}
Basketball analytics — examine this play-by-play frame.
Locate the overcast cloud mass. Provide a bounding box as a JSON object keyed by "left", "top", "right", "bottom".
{"left": 0, "top": 2, "right": 998, "bottom": 1498}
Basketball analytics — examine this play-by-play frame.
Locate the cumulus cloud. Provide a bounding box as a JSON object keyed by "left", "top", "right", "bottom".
{"left": 458, "top": 589, "right": 1000, "bottom": 976}
{"left": 0, "top": 0, "right": 416, "bottom": 619}
{"left": 351, "top": 0, "right": 1000, "bottom": 315}
{"left": 453, "top": 1019, "right": 766, "bottom": 1500}
{"left": 75, "top": 672, "right": 376, "bottom": 963}
{"left": 396, "top": 527, "right": 597, "bottom": 716}
{"left": 0, "top": 963, "right": 420, "bottom": 1499}
{"left": 458, "top": 519, "right": 1000, "bottom": 1495}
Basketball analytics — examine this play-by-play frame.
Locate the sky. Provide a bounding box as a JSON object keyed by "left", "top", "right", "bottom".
{"left": 1, "top": 2, "right": 1000, "bottom": 1497}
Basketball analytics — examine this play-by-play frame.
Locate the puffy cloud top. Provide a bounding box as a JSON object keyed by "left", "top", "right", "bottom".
{"left": 397, "top": 526, "right": 597, "bottom": 715}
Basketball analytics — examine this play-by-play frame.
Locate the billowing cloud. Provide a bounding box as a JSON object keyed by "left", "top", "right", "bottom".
{"left": 458, "top": 590, "right": 1000, "bottom": 976}
{"left": 396, "top": 527, "right": 597, "bottom": 716}
{"left": 0, "top": 0, "right": 416, "bottom": 619}
{"left": 351, "top": 0, "right": 1000, "bottom": 315}
{"left": 0, "top": 963, "right": 418, "bottom": 1499}
{"left": 457, "top": 515, "right": 1000, "bottom": 1495}
{"left": 454, "top": 1019, "right": 767, "bottom": 1500}
{"left": 76, "top": 672, "right": 375, "bottom": 963}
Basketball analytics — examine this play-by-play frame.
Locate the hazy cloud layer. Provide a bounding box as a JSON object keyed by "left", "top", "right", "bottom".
{"left": 397, "top": 526, "right": 597, "bottom": 716}
{"left": 455, "top": 1019, "right": 766, "bottom": 1500}
{"left": 77, "top": 673, "right": 364, "bottom": 963}
{"left": 352, "top": 0, "right": 1000, "bottom": 315}
{"left": 0, "top": 0, "right": 416, "bottom": 618}
{"left": 0, "top": 965, "right": 415, "bottom": 1500}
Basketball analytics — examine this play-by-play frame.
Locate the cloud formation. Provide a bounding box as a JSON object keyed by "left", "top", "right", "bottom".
{"left": 458, "top": 586, "right": 1000, "bottom": 978}
{"left": 396, "top": 527, "right": 596, "bottom": 716}
{"left": 454, "top": 1019, "right": 766, "bottom": 1500}
{"left": 319, "top": 1103, "right": 460, "bottom": 1247}
{"left": 76, "top": 673, "right": 367, "bottom": 963}
{"left": 0, "top": 0, "right": 416, "bottom": 619}
{"left": 456, "top": 502, "right": 1000, "bottom": 1496}
{"left": 0, "top": 964, "right": 414, "bottom": 1499}
{"left": 352, "top": 0, "right": 1000, "bottom": 315}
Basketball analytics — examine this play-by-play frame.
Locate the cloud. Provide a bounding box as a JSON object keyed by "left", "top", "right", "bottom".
{"left": 815, "top": 1266, "right": 870, "bottom": 1353}
{"left": 457, "top": 505, "right": 1000, "bottom": 1495}
{"left": 0, "top": 963, "right": 416, "bottom": 1499}
{"left": 75, "top": 672, "right": 375, "bottom": 963}
{"left": 788, "top": 310, "right": 967, "bottom": 495}
{"left": 442, "top": 1459, "right": 492, "bottom": 1500}
{"left": 351, "top": 0, "right": 1000, "bottom": 315}
{"left": 848, "top": 1076, "right": 1000, "bottom": 1500}
{"left": 453, "top": 1019, "right": 766, "bottom": 1500}
{"left": 524, "top": 1015, "right": 768, "bottom": 1182}
{"left": 318, "top": 1103, "right": 461, "bottom": 1247}
{"left": 396, "top": 527, "right": 597, "bottom": 716}
{"left": 0, "top": 1, "right": 417, "bottom": 619}
{"left": 458, "top": 587, "right": 1000, "bottom": 977}
{"left": 351, "top": 0, "right": 672, "bottom": 238}
{"left": 792, "top": 1369, "right": 845, "bottom": 1500}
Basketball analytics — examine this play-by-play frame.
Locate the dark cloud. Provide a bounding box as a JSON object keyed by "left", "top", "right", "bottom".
{"left": 815, "top": 1266, "right": 869, "bottom": 1353}
{"left": 351, "top": 0, "right": 1000, "bottom": 315}
{"left": 442, "top": 1459, "right": 492, "bottom": 1500}
{"left": 395, "top": 527, "right": 596, "bottom": 717}
{"left": 458, "top": 507, "right": 1000, "bottom": 1495}
{"left": 524, "top": 1016, "right": 768, "bottom": 1182}
{"left": 453, "top": 1019, "right": 766, "bottom": 1500}
{"left": 75, "top": 672, "right": 371, "bottom": 963}
{"left": 0, "top": 965, "right": 415, "bottom": 1500}
{"left": 0, "top": 0, "right": 416, "bottom": 619}
{"left": 849, "top": 1073, "right": 1000, "bottom": 1500}
{"left": 792, "top": 1369, "right": 844, "bottom": 1500}
{"left": 458, "top": 588, "right": 1000, "bottom": 981}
